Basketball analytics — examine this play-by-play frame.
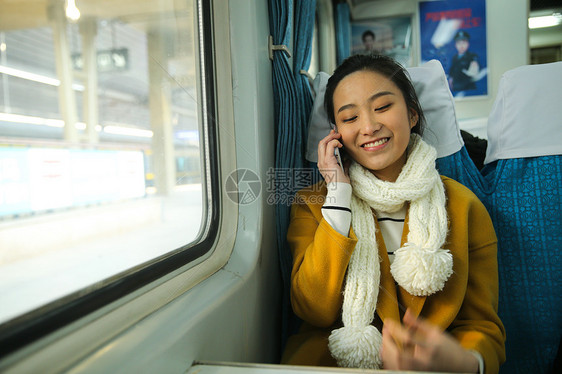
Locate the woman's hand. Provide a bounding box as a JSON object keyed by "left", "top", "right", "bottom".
{"left": 317, "top": 130, "right": 350, "bottom": 184}
{"left": 381, "top": 309, "right": 479, "bottom": 373}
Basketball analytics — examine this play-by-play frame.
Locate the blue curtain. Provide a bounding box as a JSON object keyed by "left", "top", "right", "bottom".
{"left": 268, "top": 0, "right": 317, "bottom": 353}
{"left": 334, "top": 2, "right": 351, "bottom": 65}
{"left": 293, "top": 1, "right": 316, "bottom": 161}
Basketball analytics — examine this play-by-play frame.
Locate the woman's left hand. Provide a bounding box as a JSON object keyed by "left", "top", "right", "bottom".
{"left": 381, "top": 309, "right": 479, "bottom": 373}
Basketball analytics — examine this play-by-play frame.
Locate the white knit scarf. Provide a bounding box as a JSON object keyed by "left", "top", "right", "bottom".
{"left": 328, "top": 134, "right": 453, "bottom": 369}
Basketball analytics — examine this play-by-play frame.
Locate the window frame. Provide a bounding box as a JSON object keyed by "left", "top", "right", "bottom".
{"left": 0, "top": 0, "right": 226, "bottom": 360}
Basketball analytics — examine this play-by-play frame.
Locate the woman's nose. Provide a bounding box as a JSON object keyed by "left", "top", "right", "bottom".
{"left": 359, "top": 112, "right": 381, "bottom": 135}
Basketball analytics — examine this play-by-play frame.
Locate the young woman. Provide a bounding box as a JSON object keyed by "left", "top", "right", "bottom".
{"left": 282, "top": 55, "right": 505, "bottom": 373}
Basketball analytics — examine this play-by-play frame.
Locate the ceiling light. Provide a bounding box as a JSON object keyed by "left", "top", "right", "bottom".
{"left": 529, "top": 13, "right": 562, "bottom": 29}
{"left": 65, "top": 0, "right": 81, "bottom": 22}
{"left": 0, "top": 65, "right": 84, "bottom": 91}
{"left": 0, "top": 112, "right": 86, "bottom": 129}
{"left": 103, "top": 126, "right": 153, "bottom": 138}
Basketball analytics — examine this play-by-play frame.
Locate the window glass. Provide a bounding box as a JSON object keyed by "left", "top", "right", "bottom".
{"left": 0, "top": 0, "right": 205, "bottom": 326}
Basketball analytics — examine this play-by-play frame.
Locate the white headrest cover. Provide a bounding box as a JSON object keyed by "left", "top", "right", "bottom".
{"left": 305, "top": 72, "right": 331, "bottom": 163}
{"left": 408, "top": 60, "right": 463, "bottom": 158}
{"left": 305, "top": 60, "right": 463, "bottom": 162}
{"left": 484, "top": 61, "right": 562, "bottom": 164}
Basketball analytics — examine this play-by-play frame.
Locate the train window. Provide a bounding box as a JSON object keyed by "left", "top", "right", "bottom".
{"left": 0, "top": 0, "right": 217, "bottom": 352}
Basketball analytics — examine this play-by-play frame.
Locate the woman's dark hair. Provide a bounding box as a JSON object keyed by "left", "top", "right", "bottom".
{"left": 324, "top": 54, "right": 425, "bottom": 135}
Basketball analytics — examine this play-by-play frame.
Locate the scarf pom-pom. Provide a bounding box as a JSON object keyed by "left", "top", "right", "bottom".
{"left": 390, "top": 243, "right": 453, "bottom": 296}
{"left": 328, "top": 325, "right": 383, "bottom": 369}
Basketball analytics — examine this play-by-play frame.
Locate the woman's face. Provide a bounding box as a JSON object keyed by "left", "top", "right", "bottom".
{"left": 333, "top": 70, "right": 417, "bottom": 182}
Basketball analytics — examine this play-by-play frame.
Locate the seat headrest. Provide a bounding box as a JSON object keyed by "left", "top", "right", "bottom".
{"left": 305, "top": 72, "right": 331, "bottom": 163}
{"left": 408, "top": 60, "right": 464, "bottom": 158}
{"left": 484, "top": 61, "right": 562, "bottom": 164}
{"left": 305, "top": 60, "right": 463, "bottom": 162}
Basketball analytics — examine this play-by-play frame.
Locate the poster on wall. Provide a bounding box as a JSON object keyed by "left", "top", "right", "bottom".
{"left": 351, "top": 16, "right": 413, "bottom": 68}
{"left": 419, "top": 0, "right": 488, "bottom": 98}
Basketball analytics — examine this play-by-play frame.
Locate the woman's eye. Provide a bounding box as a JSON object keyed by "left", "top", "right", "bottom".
{"left": 342, "top": 116, "right": 357, "bottom": 123}
{"left": 375, "top": 104, "right": 391, "bottom": 111}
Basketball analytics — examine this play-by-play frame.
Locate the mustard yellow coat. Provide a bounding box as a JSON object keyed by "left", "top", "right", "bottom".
{"left": 282, "top": 176, "right": 506, "bottom": 374}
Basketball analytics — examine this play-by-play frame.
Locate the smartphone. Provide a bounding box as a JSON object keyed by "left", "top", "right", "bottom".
{"left": 331, "top": 123, "right": 344, "bottom": 170}
{"left": 334, "top": 147, "right": 343, "bottom": 168}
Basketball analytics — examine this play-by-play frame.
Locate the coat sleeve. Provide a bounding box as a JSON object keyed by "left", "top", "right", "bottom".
{"left": 447, "top": 187, "right": 506, "bottom": 374}
{"left": 287, "top": 190, "right": 357, "bottom": 328}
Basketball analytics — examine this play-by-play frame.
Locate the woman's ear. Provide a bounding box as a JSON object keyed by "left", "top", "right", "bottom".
{"left": 409, "top": 109, "right": 419, "bottom": 129}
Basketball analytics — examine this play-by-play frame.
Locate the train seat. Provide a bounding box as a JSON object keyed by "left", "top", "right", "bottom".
{"left": 479, "top": 62, "right": 562, "bottom": 374}
{"left": 410, "top": 60, "right": 562, "bottom": 374}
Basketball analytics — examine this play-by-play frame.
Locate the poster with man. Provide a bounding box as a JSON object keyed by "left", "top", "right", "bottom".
{"left": 351, "top": 17, "right": 413, "bottom": 68}
{"left": 419, "top": 0, "right": 488, "bottom": 98}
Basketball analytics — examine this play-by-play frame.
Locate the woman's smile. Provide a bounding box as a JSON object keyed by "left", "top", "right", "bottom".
{"left": 361, "top": 137, "right": 389, "bottom": 150}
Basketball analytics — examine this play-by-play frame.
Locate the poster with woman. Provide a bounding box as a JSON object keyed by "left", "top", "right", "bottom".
{"left": 351, "top": 16, "right": 413, "bottom": 68}
{"left": 419, "top": 0, "right": 488, "bottom": 98}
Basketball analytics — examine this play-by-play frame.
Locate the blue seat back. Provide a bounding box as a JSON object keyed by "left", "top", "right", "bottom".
{"left": 435, "top": 62, "right": 562, "bottom": 374}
